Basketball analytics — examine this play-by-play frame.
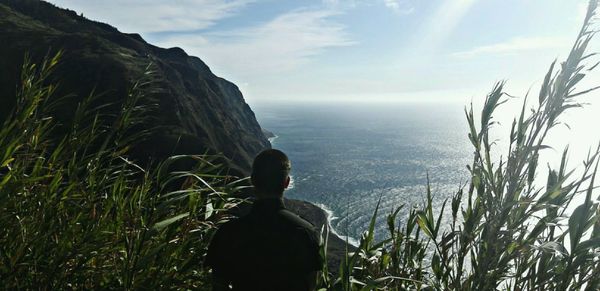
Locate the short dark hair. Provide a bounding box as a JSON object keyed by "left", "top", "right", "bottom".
{"left": 251, "top": 149, "right": 291, "bottom": 196}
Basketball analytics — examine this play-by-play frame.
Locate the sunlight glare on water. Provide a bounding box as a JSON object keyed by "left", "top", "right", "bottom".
{"left": 254, "top": 97, "right": 600, "bottom": 241}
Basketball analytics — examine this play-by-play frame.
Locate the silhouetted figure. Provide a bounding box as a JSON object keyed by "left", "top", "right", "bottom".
{"left": 206, "top": 149, "right": 323, "bottom": 291}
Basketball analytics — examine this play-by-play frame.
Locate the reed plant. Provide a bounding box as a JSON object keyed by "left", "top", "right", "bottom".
{"left": 0, "top": 52, "right": 246, "bottom": 289}
{"left": 320, "top": 1, "right": 600, "bottom": 290}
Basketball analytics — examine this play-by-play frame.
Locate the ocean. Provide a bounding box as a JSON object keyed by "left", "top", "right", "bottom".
{"left": 253, "top": 102, "right": 474, "bottom": 244}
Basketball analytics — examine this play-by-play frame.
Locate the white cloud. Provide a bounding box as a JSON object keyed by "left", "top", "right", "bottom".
{"left": 48, "top": 0, "right": 252, "bottom": 33}
{"left": 323, "top": 0, "right": 414, "bottom": 13}
{"left": 155, "top": 9, "right": 355, "bottom": 77}
{"left": 383, "top": 0, "right": 414, "bottom": 14}
{"left": 452, "top": 36, "right": 568, "bottom": 58}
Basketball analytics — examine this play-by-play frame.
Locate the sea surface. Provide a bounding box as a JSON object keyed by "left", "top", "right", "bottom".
{"left": 253, "top": 102, "right": 474, "bottom": 244}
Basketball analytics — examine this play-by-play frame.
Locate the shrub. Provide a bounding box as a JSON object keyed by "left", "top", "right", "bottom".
{"left": 0, "top": 52, "right": 245, "bottom": 289}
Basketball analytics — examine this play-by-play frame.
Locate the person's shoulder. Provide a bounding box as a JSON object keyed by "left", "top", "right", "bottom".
{"left": 213, "top": 216, "right": 246, "bottom": 238}
{"left": 278, "top": 209, "right": 318, "bottom": 232}
{"left": 278, "top": 209, "right": 322, "bottom": 252}
{"left": 206, "top": 218, "right": 242, "bottom": 266}
{"left": 208, "top": 216, "right": 251, "bottom": 254}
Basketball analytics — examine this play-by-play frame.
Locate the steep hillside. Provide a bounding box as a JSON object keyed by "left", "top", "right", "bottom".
{"left": 0, "top": 0, "right": 270, "bottom": 173}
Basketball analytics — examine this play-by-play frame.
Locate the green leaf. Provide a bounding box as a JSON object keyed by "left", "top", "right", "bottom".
{"left": 569, "top": 204, "right": 588, "bottom": 252}
{"left": 416, "top": 211, "right": 433, "bottom": 239}
{"left": 538, "top": 241, "right": 568, "bottom": 257}
{"left": 152, "top": 213, "right": 189, "bottom": 232}
{"left": 539, "top": 60, "right": 557, "bottom": 104}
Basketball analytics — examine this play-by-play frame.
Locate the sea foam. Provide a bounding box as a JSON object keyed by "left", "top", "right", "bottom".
{"left": 316, "top": 203, "right": 360, "bottom": 247}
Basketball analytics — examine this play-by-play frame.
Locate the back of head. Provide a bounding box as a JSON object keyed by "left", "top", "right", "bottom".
{"left": 251, "top": 149, "right": 291, "bottom": 197}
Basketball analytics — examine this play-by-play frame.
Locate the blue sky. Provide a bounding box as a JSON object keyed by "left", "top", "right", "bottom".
{"left": 47, "top": 0, "right": 596, "bottom": 105}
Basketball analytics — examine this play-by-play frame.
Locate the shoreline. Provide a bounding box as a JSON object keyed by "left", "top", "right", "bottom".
{"left": 314, "top": 203, "right": 360, "bottom": 247}
{"left": 267, "top": 134, "right": 278, "bottom": 144}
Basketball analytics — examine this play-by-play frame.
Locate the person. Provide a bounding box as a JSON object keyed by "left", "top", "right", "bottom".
{"left": 205, "top": 149, "right": 323, "bottom": 291}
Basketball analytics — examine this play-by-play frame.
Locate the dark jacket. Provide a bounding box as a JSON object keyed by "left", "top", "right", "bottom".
{"left": 206, "top": 198, "right": 323, "bottom": 291}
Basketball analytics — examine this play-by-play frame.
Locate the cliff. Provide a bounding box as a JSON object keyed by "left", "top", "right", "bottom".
{"left": 0, "top": 0, "right": 269, "bottom": 173}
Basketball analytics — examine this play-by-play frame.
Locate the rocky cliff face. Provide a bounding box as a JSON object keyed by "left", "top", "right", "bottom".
{"left": 0, "top": 0, "right": 270, "bottom": 173}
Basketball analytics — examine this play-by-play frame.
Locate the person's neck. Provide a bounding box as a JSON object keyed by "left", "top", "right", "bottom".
{"left": 250, "top": 196, "right": 285, "bottom": 212}
{"left": 254, "top": 193, "right": 283, "bottom": 200}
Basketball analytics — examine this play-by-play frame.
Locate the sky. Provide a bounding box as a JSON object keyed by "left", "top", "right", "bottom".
{"left": 46, "top": 0, "right": 598, "bottom": 105}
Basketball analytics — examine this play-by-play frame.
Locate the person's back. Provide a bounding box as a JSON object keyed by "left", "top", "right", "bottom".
{"left": 205, "top": 149, "right": 322, "bottom": 291}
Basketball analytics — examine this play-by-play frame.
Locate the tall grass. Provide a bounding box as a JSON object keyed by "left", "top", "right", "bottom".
{"left": 0, "top": 53, "right": 246, "bottom": 289}
{"left": 320, "top": 1, "right": 600, "bottom": 290}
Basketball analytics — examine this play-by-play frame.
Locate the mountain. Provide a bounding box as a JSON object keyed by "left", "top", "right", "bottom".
{"left": 0, "top": 0, "right": 270, "bottom": 174}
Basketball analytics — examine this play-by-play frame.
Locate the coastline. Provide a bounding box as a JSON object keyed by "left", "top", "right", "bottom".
{"left": 314, "top": 203, "right": 360, "bottom": 247}
{"left": 268, "top": 135, "right": 278, "bottom": 144}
